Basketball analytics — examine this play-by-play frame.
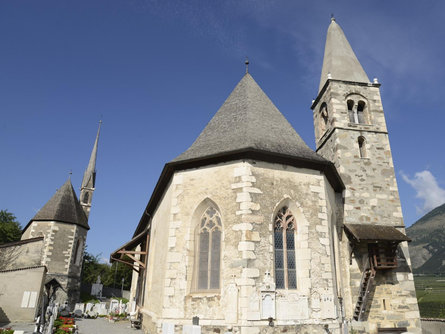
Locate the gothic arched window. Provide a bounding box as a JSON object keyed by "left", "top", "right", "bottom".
{"left": 274, "top": 207, "right": 297, "bottom": 289}
{"left": 196, "top": 207, "right": 222, "bottom": 290}
{"left": 73, "top": 239, "right": 82, "bottom": 265}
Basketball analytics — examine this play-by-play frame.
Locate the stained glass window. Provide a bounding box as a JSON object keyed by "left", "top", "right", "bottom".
{"left": 274, "top": 206, "right": 297, "bottom": 289}
{"left": 197, "top": 206, "right": 222, "bottom": 290}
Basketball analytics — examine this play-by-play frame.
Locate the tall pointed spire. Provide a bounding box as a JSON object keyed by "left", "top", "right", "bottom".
{"left": 319, "top": 18, "right": 370, "bottom": 92}
{"left": 80, "top": 121, "right": 101, "bottom": 218}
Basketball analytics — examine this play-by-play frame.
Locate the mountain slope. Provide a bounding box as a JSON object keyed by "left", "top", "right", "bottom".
{"left": 406, "top": 203, "right": 445, "bottom": 273}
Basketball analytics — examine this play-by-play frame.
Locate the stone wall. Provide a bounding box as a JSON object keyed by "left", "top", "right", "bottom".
{"left": 140, "top": 160, "right": 343, "bottom": 333}
{"left": 23, "top": 221, "right": 87, "bottom": 306}
{"left": 0, "top": 237, "right": 44, "bottom": 271}
{"left": 0, "top": 266, "right": 46, "bottom": 322}
{"left": 421, "top": 319, "right": 445, "bottom": 334}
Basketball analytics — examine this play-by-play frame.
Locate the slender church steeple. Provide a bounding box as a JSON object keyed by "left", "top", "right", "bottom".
{"left": 80, "top": 121, "right": 101, "bottom": 218}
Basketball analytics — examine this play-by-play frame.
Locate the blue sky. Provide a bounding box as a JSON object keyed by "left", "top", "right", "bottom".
{"left": 1, "top": 1, "right": 445, "bottom": 260}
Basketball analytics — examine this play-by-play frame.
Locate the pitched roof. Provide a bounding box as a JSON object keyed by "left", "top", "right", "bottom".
{"left": 319, "top": 18, "right": 370, "bottom": 92}
{"left": 173, "top": 73, "right": 326, "bottom": 164}
{"left": 29, "top": 179, "right": 89, "bottom": 229}
{"left": 344, "top": 224, "right": 411, "bottom": 243}
{"left": 129, "top": 73, "right": 345, "bottom": 238}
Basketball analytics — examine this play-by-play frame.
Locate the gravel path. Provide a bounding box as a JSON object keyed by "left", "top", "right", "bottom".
{"left": 1, "top": 318, "right": 142, "bottom": 334}
{"left": 76, "top": 318, "right": 141, "bottom": 334}
{"left": 0, "top": 322, "right": 35, "bottom": 333}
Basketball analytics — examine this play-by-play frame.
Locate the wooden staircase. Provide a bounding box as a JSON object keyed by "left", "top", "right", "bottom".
{"left": 353, "top": 261, "right": 376, "bottom": 321}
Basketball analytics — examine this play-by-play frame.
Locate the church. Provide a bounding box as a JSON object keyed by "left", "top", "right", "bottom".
{"left": 111, "top": 19, "right": 421, "bottom": 333}
{"left": 0, "top": 124, "right": 100, "bottom": 322}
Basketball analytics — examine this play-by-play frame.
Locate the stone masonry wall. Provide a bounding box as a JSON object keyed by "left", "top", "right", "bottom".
{"left": 0, "top": 238, "right": 44, "bottom": 270}
{"left": 24, "top": 221, "right": 86, "bottom": 306}
{"left": 141, "top": 160, "right": 343, "bottom": 334}
{"left": 313, "top": 81, "right": 421, "bottom": 333}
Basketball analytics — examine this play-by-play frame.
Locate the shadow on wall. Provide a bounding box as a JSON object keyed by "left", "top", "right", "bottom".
{"left": 0, "top": 246, "right": 23, "bottom": 271}
{"left": 0, "top": 306, "right": 10, "bottom": 324}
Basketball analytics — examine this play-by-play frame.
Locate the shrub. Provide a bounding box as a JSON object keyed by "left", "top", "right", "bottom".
{"left": 0, "top": 328, "right": 14, "bottom": 334}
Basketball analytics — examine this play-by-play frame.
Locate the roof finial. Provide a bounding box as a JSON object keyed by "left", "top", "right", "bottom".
{"left": 69, "top": 170, "right": 72, "bottom": 179}
{"left": 330, "top": 13, "right": 335, "bottom": 22}
{"left": 245, "top": 57, "right": 249, "bottom": 74}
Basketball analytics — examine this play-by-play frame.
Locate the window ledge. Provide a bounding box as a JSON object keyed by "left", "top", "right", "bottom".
{"left": 347, "top": 122, "right": 373, "bottom": 127}
{"left": 188, "top": 291, "right": 220, "bottom": 298}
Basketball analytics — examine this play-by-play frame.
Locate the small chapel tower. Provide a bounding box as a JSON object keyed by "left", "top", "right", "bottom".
{"left": 80, "top": 121, "right": 101, "bottom": 218}
{"left": 311, "top": 18, "right": 421, "bottom": 332}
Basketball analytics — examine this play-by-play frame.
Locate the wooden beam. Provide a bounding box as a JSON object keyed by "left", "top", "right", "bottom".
{"left": 110, "top": 257, "right": 140, "bottom": 273}
{"left": 124, "top": 253, "right": 146, "bottom": 268}
{"left": 117, "top": 250, "right": 147, "bottom": 255}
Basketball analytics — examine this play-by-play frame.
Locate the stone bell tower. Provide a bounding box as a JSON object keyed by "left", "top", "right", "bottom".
{"left": 311, "top": 18, "right": 421, "bottom": 333}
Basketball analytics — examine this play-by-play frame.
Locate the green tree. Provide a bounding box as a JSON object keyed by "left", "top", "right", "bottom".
{"left": 0, "top": 210, "right": 22, "bottom": 244}
{"left": 81, "top": 251, "right": 109, "bottom": 285}
{"left": 102, "top": 260, "right": 132, "bottom": 290}
{"left": 81, "top": 251, "right": 132, "bottom": 290}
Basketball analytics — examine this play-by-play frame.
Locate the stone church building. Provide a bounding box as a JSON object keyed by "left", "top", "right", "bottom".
{"left": 111, "top": 20, "right": 421, "bottom": 333}
{"left": 0, "top": 124, "right": 100, "bottom": 322}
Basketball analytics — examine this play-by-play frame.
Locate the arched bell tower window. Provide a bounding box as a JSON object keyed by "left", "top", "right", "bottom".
{"left": 346, "top": 96, "right": 368, "bottom": 124}
{"left": 358, "top": 136, "right": 367, "bottom": 158}
{"left": 347, "top": 100, "right": 355, "bottom": 123}
{"left": 83, "top": 192, "right": 89, "bottom": 204}
{"left": 274, "top": 206, "right": 297, "bottom": 289}
{"left": 357, "top": 101, "right": 366, "bottom": 123}
{"left": 196, "top": 206, "right": 222, "bottom": 290}
{"left": 319, "top": 103, "right": 328, "bottom": 135}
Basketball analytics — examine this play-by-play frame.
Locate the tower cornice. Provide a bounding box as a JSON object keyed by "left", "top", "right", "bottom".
{"left": 311, "top": 79, "right": 381, "bottom": 110}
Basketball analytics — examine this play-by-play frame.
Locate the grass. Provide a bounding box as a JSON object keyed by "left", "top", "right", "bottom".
{"left": 414, "top": 275, "right": 445, "bottom": 318}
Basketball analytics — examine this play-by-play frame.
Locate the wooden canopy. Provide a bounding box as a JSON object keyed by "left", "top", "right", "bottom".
{"left": 344, "top": 224, "right": 411, "bottom": 243}
{"left": 110, "top": 227, "right": 149, "bottom": 273}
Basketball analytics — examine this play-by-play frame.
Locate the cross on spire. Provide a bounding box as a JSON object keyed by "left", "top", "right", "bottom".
{"left": 245, "top": 57, "right": 249, "bottom": 74}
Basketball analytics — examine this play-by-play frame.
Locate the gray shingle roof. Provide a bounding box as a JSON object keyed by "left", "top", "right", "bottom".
{"left": 31, "top": 179, "right": 89, "bottom": 229}
{"left": 319, "top": 19, "right": 370, "bottom": 92}
{"left": 172, "top": 73, "right": 326, "bottom": 164}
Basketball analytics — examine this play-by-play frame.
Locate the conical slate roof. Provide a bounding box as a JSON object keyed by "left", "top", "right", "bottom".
{"left": 173, "top": 73, "right": 326, "bottom": 164}
{"left": 319, "top": 18, "right": 370, "bottom": 92}
{"left": 31, "top": 178, "right": 89, "bottom": 229}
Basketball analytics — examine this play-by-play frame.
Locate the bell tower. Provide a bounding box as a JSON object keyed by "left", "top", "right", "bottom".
{"left": 312, "top": 18, "right": 396, "bottom": 226}
{"left": 311, "top": 18, "right": 421, "bottom": 332}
